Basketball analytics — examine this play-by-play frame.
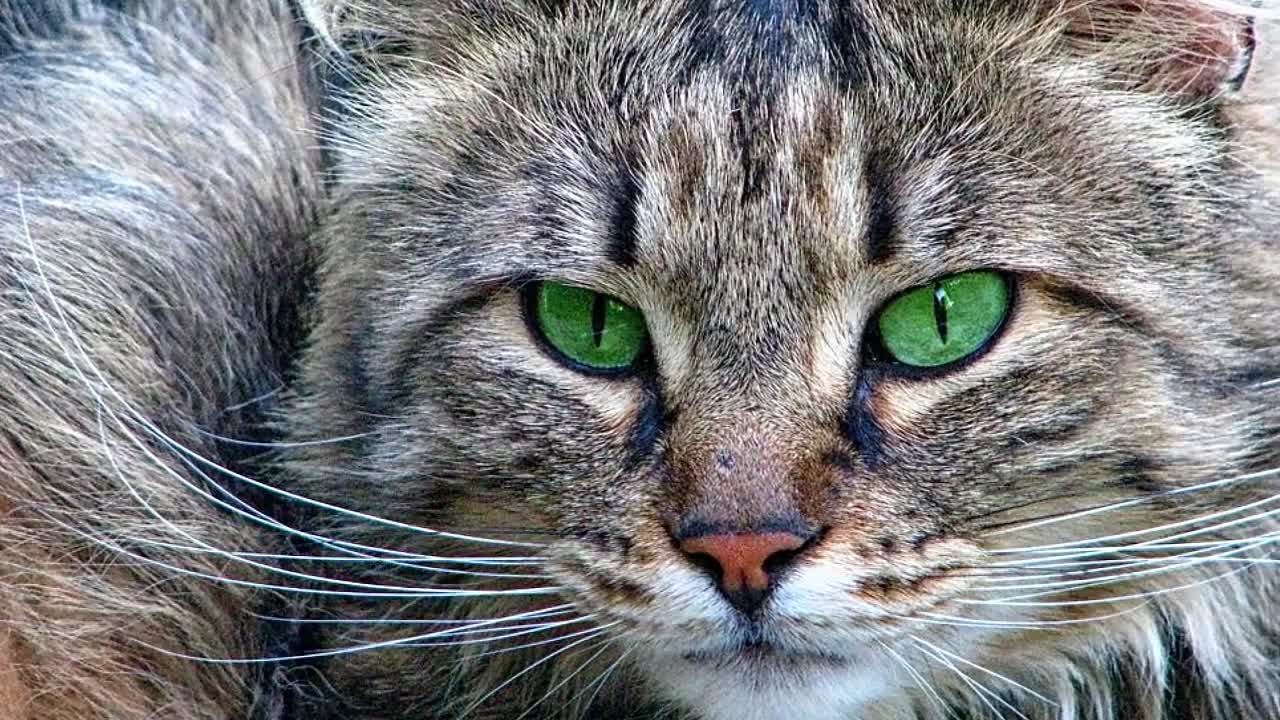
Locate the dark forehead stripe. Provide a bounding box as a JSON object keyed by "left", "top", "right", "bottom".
{"left": 571, "top": 1, "right": 880, "bottom": 267}
{"left": 606, "top": 165, "right": 642, "bottom": 267}
{"left": 667, "top": 0, "right": 877, "bottom": 211}
{"left": 863, "top": 150, "right": 897, "bottom": 263}
{"left": 672, "top": 0, "right": 876, "bottom": 89}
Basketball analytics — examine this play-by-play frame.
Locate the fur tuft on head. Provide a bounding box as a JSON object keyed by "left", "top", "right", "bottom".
{"left": 1056, "top": 0, "right": 1258, "bottom": 99}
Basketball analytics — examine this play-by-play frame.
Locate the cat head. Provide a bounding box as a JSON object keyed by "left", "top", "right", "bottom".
{"left": 286, "top": 1, "right": 1280, "bottom": 717}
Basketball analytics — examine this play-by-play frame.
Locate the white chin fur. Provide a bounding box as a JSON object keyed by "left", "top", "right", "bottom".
{"left": 642, "top": 652, "right": 904, "bottom": 720}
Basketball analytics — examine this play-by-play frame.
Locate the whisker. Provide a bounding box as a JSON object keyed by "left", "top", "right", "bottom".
{"left": 134, "top": 605, "right": 589, "bottom": 665}
{"left": 148, "top": 414, "right": 550, "bottom": 549}
{"left": 467, "top": 622, "right": 616, "bottom": 660}
{"left": 989, "top": 485, "right": 1280, "bottom": 557}
{"left": 249, "top": 605, "right": 577, "bottom": 626}
{"left": 394, "top": 616, "right": 598, "bottom": 650}
{"left": 961, "top": 543, "right": 1268, "bottom": 607}
{"left": 910, "top": 637, "right": 1025, "bottom": 720}
{"left": 512, "top": 638, "right": 614, "bottom": 720}
{"left": 119, "top": 535, "right": 552, "bottom": 581}
{"left": 193, "top": 426, "right": 374, "bottom": 450}
{"left": 456, "top": 627, "right": 618, "bottom": 718}
{"left": 895, "top": 600, "right": 1151, "bottom": 631}
{"left": 877, "top": 640, "right": 949, "bottom": 715}
{"left": 909, "top": 636, "right": 1057, "bottom": 707}
{"left": 102, "top": 382, "right": 545, "bottom": 574}
{"left": 57, "top": 524, "right": 562, "bottom": 600}
{"left": 568, "top": 644, "right": 635, "bottom": 716}
{"left": 86, "top": 410, "right": 550, "bottom": 595}
{"left": 215, "top": 384, "right": 285, "bottom": 414}
{"left": 977, "top": 535, "right": 1280, "bottom": 591}
{"left": 985, "top": 467, "right": 1280, "bottom": 544}
{"left": 18, "top": 222, "right": 544, "bottom": 552}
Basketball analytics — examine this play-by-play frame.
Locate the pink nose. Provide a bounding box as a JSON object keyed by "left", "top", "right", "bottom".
{"left": 679, "top": 532, "right": 809, "bottom": 613}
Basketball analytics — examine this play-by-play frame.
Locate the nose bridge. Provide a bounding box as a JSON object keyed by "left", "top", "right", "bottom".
{"left": 666, "top": 407, "right": 829, "bottom": 616}
{"left": 667, "top": 408, "right": 807, "bottom": 533}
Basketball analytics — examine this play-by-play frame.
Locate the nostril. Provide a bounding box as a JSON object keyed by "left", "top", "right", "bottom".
{"left": 761, "top": 545, "right": 802, "bottom": 578}
{"left": 684, "top": 549, "right": 725, "bottom": 587}
{"left": 675, "top": 531, "right": 815, "bottom": 615}
{"left": 761, "top": 531, "right": 821, "bottom": 577}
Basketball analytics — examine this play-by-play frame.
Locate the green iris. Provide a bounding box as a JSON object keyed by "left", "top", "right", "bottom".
{"left": 531, "top": 282, "right": 648, "bottom": 372}
{"left": 876, "top": 271, "right": 1010, "bottom": 369}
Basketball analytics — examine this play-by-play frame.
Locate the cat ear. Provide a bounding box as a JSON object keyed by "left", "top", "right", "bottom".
{"left": 296, "top": 0, "right": 421, "bottom": 57}
{"left": 1060, "top": 0, "right": 1257, "bottom": 101}
{"left": 296, "top": 0, "right": 349, "bottom": 51}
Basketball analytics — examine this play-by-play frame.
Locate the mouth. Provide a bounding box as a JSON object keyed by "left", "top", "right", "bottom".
{"left": 681, "top": 638, "right": 849, "bottom": 667}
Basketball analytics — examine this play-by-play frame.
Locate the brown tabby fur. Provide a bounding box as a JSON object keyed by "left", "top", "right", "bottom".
{"left": 1, "top": 1, "right": 1279, "bottom": 718}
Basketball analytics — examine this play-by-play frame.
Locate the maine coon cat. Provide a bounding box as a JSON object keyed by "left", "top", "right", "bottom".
{"left": 0, "top": 0, "right": 1278, "bottom": 718}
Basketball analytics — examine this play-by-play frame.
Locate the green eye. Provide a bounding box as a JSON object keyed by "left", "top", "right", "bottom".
{"left": 530, "top": 282, "right": 648, "bottom": 372}
{"left": 875, "top": 271, "right": 1010, "bottom": 369}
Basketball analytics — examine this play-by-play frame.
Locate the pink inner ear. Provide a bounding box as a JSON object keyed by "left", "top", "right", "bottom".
{"left": 1066, "top": 0, "right": 1257, "bottom": 99}
{"left": 1157, "top": 2, "right": 1256, "bottom": 95}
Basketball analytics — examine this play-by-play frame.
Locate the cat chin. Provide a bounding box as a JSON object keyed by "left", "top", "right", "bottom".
{"left": 639, "top": 647, "right": 904, "bottom": 720}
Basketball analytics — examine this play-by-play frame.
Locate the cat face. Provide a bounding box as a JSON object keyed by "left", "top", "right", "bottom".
{"left": 290, "top": 1, "right": 1280, "bottom": 717}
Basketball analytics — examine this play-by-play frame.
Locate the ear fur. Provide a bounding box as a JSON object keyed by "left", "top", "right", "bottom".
{"left": 296, "top": 0, "right": 449, "bottom": 58}
{"left": 1060, "top": 0, "right": 1257, "bottom": 101}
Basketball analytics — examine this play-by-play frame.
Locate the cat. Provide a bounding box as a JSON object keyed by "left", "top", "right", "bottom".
{"left": 1, "top": 0, "right": 1278, "bottom": 719}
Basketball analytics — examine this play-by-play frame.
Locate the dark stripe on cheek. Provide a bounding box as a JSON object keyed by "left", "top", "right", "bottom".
{"left": 1036, "top": 278, "right": 1152, "bottom": 334}
{"left": 627, "top": 379, "right": 669, "bottom": 466}
{"left": 385, "top": 286, "right": 510, "bottom": 410}
{"left": 335, "top": 320, "right": 386, "bottom": 422}
{"left": 845, "top": 375, "right": 886, "bottom": 468}
{"left": 1113, "top": 454, "right": 1166, "bottom": 493}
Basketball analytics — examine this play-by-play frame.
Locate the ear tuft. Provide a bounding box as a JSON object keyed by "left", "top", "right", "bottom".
{"left": 1062, "top": 0, "right": 1257, "bottom": 101}
{"left": 296, "top": 0, "right": 347, "bottom": 50}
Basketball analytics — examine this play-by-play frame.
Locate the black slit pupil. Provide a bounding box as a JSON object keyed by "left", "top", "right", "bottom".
{"left": 933, "top": 283, "right": 948, "bottom": 345}
{"left": 591, "top": 293, "right": 608, "bottom": 348}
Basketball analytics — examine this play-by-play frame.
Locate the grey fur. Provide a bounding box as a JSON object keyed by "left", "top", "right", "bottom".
{"left": 2, "top": 1, "right": 1279, "bottom": 719}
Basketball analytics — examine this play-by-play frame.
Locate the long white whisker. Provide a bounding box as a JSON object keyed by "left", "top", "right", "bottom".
{"left": 990, "top": 485, "right": 1280, "bottom": 558}
{"left": 987, "top": 468, "right": 1280, "bottom": 550}
{"left": 19, "top": 218, "right": 543, "bottom": 552}
{"left": 897, "top": 600, "right": 1150, "bottom": 631}
{"left": 192, "top": 426, "right": 373, "bottom": 449}
{"left": 512, "top": 639, "right": 614, "bottom": 720}
{"left": 395, "top": 616, "right": 598, "bottom": 649}
{"left": 134, "top": 605, "right": 589, "bottom": 665}
{"left": 910, "top": 636, "right": 1057, "bottom": 707}
{"left": 877, "top": 640, "right": 949, "bottom": 715}
{"left": 467, "top": 622, "right": 616, "bottom": 659}
{"left": 88, "top": 412, "right": 550, "bottom": 595}
{"left": 962, "top": 541, "right": 1269, "bottom": 607}
{"left": 911, "top": 637, "right": 1025, "bottom": 720}
{"left": 249, "top": 605, "right": 576, "bottom": 627}
{"left": 569, "top": 644, "right": 635, "bottom": 716}
{"left": 976, "top": 534, "right": 1280, "bottom": 592}
{"left": 69, "top": 526, "right": 562, "bottom": 599}
{"left": 120, "top": 535, "right": 551, "bottom": 581}
{"left": 456, "top": 626, "right": 618, "bottom": 718}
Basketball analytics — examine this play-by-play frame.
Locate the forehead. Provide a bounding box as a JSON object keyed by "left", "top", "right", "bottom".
{"left": 505, "top": 1, "right": 1016, "bottom": 256}
{"left": 390, "top": 0, "right": 1115, "bottom": 309}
